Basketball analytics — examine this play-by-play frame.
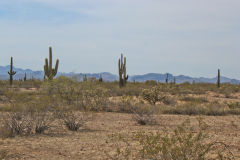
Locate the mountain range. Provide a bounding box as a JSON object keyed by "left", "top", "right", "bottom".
{"left": 0, "top": 65, "right": 239, "bottom": 84}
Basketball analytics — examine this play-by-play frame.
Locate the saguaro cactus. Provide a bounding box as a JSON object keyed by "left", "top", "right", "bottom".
{"left": 83, "top": 74, "right": 87, "bottom": 81}
{"left": 217, "top": 69, "right": 220, "bottom": 88}
{"left": 8, "top": 57, "right": 16, "bottom": 86}
{"left": 44, "top": 47, "right": 59, "bottom": 80}
{"left": 99, "top": 74, "right": 103, "bottom": 82}
{"left": 118, "top": 54, "right": 128, "bottom": 87}
{"left": 24, "top": 73, "right": 27, "bottom": 81}
{"left": 173, "top": 76, "right": 176, "bottom": 84}
{"left": 165, "top": 73, "right": 169, "bottom": 84}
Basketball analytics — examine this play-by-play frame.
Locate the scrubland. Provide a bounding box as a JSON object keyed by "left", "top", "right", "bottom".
{"left": 0, "top": 77, "right": 239, "bottom": 159}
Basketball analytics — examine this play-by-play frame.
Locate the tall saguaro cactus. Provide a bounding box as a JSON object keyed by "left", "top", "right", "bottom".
{"left": 217, "top": 69, "right": 220, "bottom": 88}
{"left": 118, "top": 54, "right": 128, "bottom": 87}
{"left": 44, "top": 47, "right": 59, "bottom": 80}
{"left": 8, "top": 57, "right": 16, "bottom": 86}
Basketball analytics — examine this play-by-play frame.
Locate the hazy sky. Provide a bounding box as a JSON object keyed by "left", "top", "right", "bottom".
{"left": 0, "top": 0, "right": 240, "bottom": 78}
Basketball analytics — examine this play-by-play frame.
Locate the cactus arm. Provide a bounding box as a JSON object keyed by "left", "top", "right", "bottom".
{"left": 52, "top": 59, "right": 59, "bottom": 76}
{"left": 49, "top": 47, "right": 52, "bottom": 71}
{"left": 44, "top": 58, "right": 49, "bottom": 72}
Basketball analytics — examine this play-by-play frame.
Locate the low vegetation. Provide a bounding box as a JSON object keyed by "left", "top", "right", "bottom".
{"left": 0, "top": 76, "right": 239, "bottom": 159}
{"left": 108, "top": 118, "right": 235, "bottom": 160}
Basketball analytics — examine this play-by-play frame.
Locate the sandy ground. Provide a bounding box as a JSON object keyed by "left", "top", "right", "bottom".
{"left": 0, "top": 113, "right": 239, "bottom": 160}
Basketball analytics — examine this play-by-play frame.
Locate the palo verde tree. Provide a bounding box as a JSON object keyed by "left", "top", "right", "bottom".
{"left": 8, "top": 57, "right": 16, "bottom": 86}
{"left": 44, "top": 47, "right": 59, "bottom": 80}
{"left": 118, "top": 53, "right": 128, "bottom": 87}
{"left": 217, "top": 69, "right": 220, "bottom": 88}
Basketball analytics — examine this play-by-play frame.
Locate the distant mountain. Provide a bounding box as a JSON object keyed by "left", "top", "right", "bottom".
{"left": 129, "top": 73, "right": 240, "bottom": 84}
{"left": 0, "top": 66, "right": 239, "bottom": 84}
{"left": 0, "top": 65, "right": 44, "bottom": 80}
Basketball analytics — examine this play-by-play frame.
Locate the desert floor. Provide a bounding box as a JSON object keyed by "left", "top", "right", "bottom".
{"left": 0, "top": 112, "right": 239, "bottom": 160}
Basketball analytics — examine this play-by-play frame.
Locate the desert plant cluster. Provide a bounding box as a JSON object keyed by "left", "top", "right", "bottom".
{"left": 0, "top": 47, "right": 239, "bottom": 159}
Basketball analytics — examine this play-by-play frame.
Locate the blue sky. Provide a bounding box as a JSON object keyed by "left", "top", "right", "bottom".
{"left": 0, "top": 0, "right": 240, "bottom": 78}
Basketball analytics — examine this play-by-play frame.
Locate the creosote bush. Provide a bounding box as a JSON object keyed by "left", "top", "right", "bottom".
{"left": 108, "top": 118, "right": 235, "bottom": 160}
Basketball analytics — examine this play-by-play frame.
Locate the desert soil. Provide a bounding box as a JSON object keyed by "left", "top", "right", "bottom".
{"left": 0, "top": 113, "right": 239, "bottom": 160}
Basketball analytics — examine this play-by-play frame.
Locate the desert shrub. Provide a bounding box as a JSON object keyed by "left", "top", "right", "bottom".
{"left": 136, "top": 119, "right": 234, "bottom": 159}
{"left": 132, "top": 104, "right": 156, "bottom": 125}
{"left": 0, "top": 150, "right": 7, "bottom": 160}
{"left": 21, "top": 79, "right": 42, "bottom": 89}
{"left": 141, "top": 86, "right": 166, "bottom": 105}
{"left": 219, "top": 84, "right": 240, "bottom": 94}
{"left": 109, "top": 118, "right": 234, "bottom": 160}
{"left": 180, "top": 96, "right": 208, "bottom": 103}
{"left": 228, "top": 102, "right": 240, "bottom": 109}
{"left": 228, "top": 109, "right": 240, "bottom": 115}
{"left": 53, "top": 76, "right": 79, "bottom": 105}
{"left": 205, "top": 105, "right": 227, "bottom": 116}
{"left": 59, "top": 111, "right": 89, "bottom": 131}
{"left": 102, "top": 81, "right": 144, "bottom": 97}
{"left": 3, "top": 90, "right": 34, "bottom": 105}
{"left": 117, "top": 96, "right": 135, "bottom": 113}
{"left": 48, "top": 76, "right": 110, "bottom": 111}
{"left": 172, "top": 83, "right": 215, "bottom": 95}
{"left": 144, "top": 80, "right": 158, "bottom": 85}
{"left": 0, "top": 81, "right": 8, "bottom": 96}
{"left": 162, "top": 102, "right": 234, "bottom": 116}
{"left": 0, "top": 140, "right": 7, "bottom": 160}
{"left": 0, "top": 107, "right": 54, "bottom": 137}
{"left": 0, "top": 111, "right": 34, "bottom": 137}
{"left": 33, "top": 111, "right": 54, "bottom": 134}
{"left": 163, "top": 103, "right": 207, "bottom": 115}
{"left": 78, "top": 85, "right": 109, "bottom": 111}
{"left": 161, "top": 96, "right": 177, "bottom": 105}
{"left": 226, "top": 102, "right": 240, "bottom": 115}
